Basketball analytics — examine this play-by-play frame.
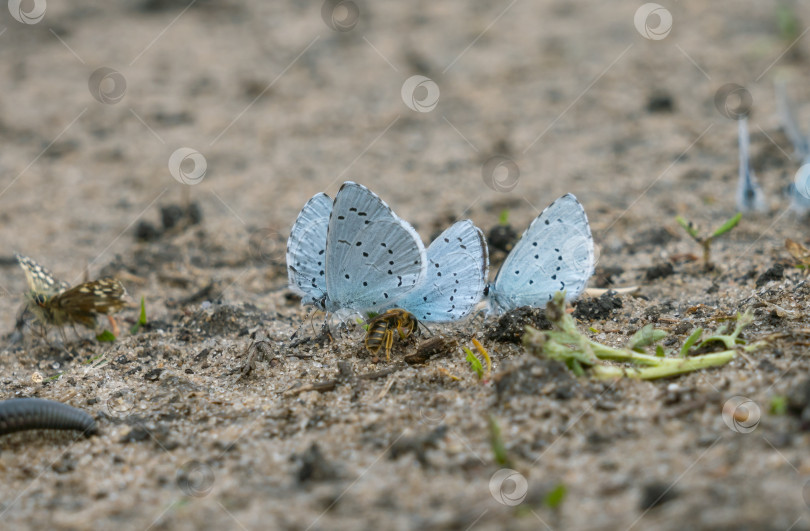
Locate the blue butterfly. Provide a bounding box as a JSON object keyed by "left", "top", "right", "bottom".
{"left": 384, "top": 219, "right": 489, "bottom": 322}
{"left": 286, "top": 182, "right": 427, "bottom": 318}
{"left": 487, "top": 194, "right": 595, "bottom": 314}
{"left": 776, "top": 80, "right": 810, "bottom": 214}
{"left": 736, "top": 117, "right": 767, "bottom": 213}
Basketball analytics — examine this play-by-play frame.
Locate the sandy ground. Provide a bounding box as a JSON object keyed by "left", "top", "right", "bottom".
{"left": 2, "top": 0, "right": 810, "bottom": 529}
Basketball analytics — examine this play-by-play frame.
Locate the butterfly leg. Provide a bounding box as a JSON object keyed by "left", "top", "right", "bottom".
{"left": 107, "top": 315, "right": 120, "bottom": 337}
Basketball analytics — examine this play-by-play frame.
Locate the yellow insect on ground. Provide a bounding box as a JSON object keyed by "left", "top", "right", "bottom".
{"left": 364, "top": 309, "right": 419, "bottom": 361}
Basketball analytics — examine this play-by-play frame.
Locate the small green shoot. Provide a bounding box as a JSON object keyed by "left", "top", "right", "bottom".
{"left": 498, "top": 209, "right": 510, "bottom": 226}
{"left": 675, "top": 213, "right": 742, "bottom": 271}
{"left": 776, "top": 5, "right": 801, "bottom": 41}
{"left": 464, "top": 338, "right": 492, "bottom": 381}
{"left": 130, "top": 296, "right": 148, "bottom": 334}
{"left": 96, "top": 330, "right": 116, "bottom": 342}
{"left": 488, "top": 415, "right": 511, "bottom": 467}
{"left": 356, "top": 317, "right": 369, "bottom": 331}
{"left": 680, "top": 327, "right": 704, "bottom": 358}
{"left": 627, "top": 324, "right": 667, "bottom": 352}
{"left": 524, "top": 292, "right": 766, "bottom": 380}
{"left": 464, "top": 347, "right": 484, "bottom": 379}
{"left": 544, "top": 483, "right": 567, "bottom": 509}
{"left": 770, "top": 395, "right": 788, "bottom": 415}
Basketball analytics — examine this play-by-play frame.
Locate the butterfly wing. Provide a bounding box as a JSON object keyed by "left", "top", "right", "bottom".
{"left": 50, "top": 278, "right": 128, "bottom": 328}
{"left": 286, "top": 193, "right": 333, "bottom": 307}
{"left": 490, "top": 194, "right": 594, "bottom": 313}
{"left": 775, "top": 80, "right": 810, "bottom": 161}
{"left": 15, "top": 254, "right": 69, "bottom": 298}
{"left": 324, "top": 182, "right": 427, "bottom": 315}
{"left": 392, "top": 220, "right": 489, "bottom": 321}
{"left": 736, "top": 117, "right": 766, "bottom": 213}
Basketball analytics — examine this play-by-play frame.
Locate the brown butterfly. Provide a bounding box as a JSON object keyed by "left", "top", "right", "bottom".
{"left": 16, "top": 254, "right": 128, "bottom": 331}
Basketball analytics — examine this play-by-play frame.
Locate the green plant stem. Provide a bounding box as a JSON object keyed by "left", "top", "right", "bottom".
{"left": 524, "top": 292, "right": 766, "bottom": 380}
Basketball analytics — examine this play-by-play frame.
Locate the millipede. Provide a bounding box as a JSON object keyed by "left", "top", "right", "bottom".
{"left": 0, "top": 398, "right": 97, "bottom": 437}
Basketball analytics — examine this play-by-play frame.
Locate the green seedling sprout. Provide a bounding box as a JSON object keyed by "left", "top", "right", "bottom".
{"left": 488, "top": 415, "right": 511, "bottom": 467}
{"left": 96, "top": 330, "right": 116, "bottom": 342}
{"left": 463, "top": 338, "right": 492, "bottom": 380}
{"left": 776, "top": 5, "right": 801, "bottom": 41}
{"left": 523, "top": 292, "right": 766, "bottom": 380}
{"left": 770, "top": 395, "right": 788, "bottom": 415}
{"left": 464, "top": 347, "right": 484, "bottom": 379}
{"left": 498, "top": 209, "right": 510, "bottom": 226}
{"left": 544, "top": 483, "right": 567, "bottom": 510}
{"left": 130, "top": 296, "right": 148, "bottom": 334}
{"left": 675, "top": 213, "right": 742, "bottom": 271}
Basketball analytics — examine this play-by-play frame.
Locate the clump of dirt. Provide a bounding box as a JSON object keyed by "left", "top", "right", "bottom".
{"left": 485, "top": 306, "right": 552, "bottom": 343}
{"left": 487, "top": 224, "right": 519, "bottom": 254}
{"left": 645, "top": 262, "right": 675, "bottom": 281}
{"left": 756, "top": 263, "right": 785, "bottom": 287}
{"left": 573, "top": 291, "right": 623, "bottom": 320}
{"left": 135, "top": 202, "right": 203, "bottom": 242}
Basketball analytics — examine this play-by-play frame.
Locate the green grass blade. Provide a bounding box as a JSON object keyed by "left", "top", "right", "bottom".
{"left": 710, "top": 212, "right": 742, "bottom": 238}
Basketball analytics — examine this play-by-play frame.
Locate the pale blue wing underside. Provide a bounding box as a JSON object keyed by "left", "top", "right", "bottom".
{"left": 325, "top": 181, "right": 427, "bottom": 315}
{"left": 736, "top": 117, "right": 767, "bottom": 213}
{"left": 392, "top": 220, "right": 489, "bottom": 322}
{"left": 489, "top": 194, "right": 594, "bottom": 314}
{"left": 775, "top": 81, "right": 810, "bottom": 214}
{"left": 286, "top": 192, "right": 332, "bottom": 307}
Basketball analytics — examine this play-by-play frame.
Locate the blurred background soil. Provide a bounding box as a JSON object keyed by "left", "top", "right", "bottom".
{"left": 2, "top": 1, "right": 810, "bottom": 529}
